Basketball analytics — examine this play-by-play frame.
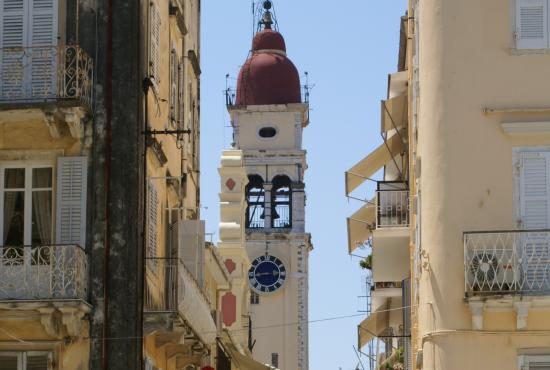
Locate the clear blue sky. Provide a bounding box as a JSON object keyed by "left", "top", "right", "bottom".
{"left": 200, "top": 1, "right": 407, "bottom": 369}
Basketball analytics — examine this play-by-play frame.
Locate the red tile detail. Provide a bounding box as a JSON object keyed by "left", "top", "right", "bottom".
{"left": 225, "top": 178, "right": 236, "bottom": 191}
{"left": 224, "top": 259, "right": 236, "bottom": 274}
{"left": 222, "top": 293, "right": 237, "bottom": 327}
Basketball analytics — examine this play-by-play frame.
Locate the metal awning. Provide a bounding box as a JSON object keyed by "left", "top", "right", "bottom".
{"left": 358, "top": 302, "right": 390, "bottom": 349}
{"left": 220, "top": 333, "right": 275, "bottom": 370}
{"left": 381, "top": 95, "right": 408, "bottom": 133}
{"left": 345, "top": 133, "right": 404, "bottom": 195}
{"left": 347, "top": 202, "right": 376, "bottom": 254}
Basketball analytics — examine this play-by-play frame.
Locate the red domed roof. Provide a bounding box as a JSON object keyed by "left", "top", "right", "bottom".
{"left": 252, "top": 29, "right": 286, "bottom": 52}
{"left": 236, "top": 29, "right": 301, "bottom": 106}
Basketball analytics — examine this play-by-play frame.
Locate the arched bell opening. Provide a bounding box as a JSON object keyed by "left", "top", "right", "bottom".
{"left": 246, "top": 175, "right": 265, "bottom": 229}
{"left": 271, "top": 175, "right": 292, "bottom": 229}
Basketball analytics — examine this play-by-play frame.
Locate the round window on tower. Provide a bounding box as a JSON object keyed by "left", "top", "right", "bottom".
{"left": 258, "top": 126, "right": 278, "bottom": 139}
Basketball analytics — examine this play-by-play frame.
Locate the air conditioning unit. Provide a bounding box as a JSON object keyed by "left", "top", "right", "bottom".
{"left": 469, "top": 253, "right": 517, "bottom": 291}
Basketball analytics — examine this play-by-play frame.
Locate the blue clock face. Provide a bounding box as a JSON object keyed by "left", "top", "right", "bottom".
{"left": 248, "top": 255, "right": 287, "bottom": 293}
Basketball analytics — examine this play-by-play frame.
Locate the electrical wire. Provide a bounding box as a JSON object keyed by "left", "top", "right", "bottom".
{"left": 0, "top": 305, "right": 414, "bottom": 344}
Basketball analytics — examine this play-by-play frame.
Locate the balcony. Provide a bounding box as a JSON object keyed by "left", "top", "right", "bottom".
{"left": 0, "top": 45, "right": 93, "bottom": 139}
{"left": 464, "top": 230, "right": 550, "bottom": 297}
{"left": 144, "top": 258, "right": 217, "bottom": 344}
{"left": 0, "top": 45, "right": 93, "bottom": 109}
{"left": 376, "top": 182, "right": 409, "bottom": 228}
{"left": 0, "top": 245, "right": 87, "bottom": 301}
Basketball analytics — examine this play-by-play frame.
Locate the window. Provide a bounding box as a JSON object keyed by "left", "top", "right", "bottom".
{"left": 258, "top": 126, "right": 277, "bottom": 139}
{"left": 519, "top": 355, "right": 550, "bottom": 370}
{"left": 1, "top": 165, "right": 53, "bottom": 248}
{"left": 0, "top": 0, "right": 59, "bottom": 99}
{"left": 169, "top": 48, "right": 178, "bottom": 125}
{"left": 271, "top": 353, "right": 279, "bottom": 368}
{"left": 250, "top": 290, "right": 260, "bottom": 305}
{"left": 246, "top": 175, "right": 265, "bottom": 229}
{"left": 515, "top": 0, "right": 550, "bottom": 49}
{"left": 149, "top": 1, "right": 161, "bottom": 81}
{"left": 147, "top": 181, "right": 160, "bottom": 269}
{"left": 271, "top": 176, "right": 292, "bottom": 229}
{"left": 0, "top": 351, "right": 52, "bottom": 370}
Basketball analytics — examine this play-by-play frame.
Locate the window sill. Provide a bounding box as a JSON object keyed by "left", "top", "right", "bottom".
{"left": 510, "top": 48, "right": 550, "bottom": 56}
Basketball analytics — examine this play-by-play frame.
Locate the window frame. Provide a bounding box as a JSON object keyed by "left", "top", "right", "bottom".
{"left": 514, "top": 0, "right": 550, "bottom": 50}
{"left": 0, "top": 350, "right": 54, "bottom": 370}
{"left": 519, "top": 354, "right": 550, "bottom": 369}
{"left": 0, "top": 161, "right": 54, "bottom": 248}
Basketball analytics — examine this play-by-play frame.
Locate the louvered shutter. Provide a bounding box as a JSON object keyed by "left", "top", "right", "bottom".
{"left": 178, "top": 59, "right": 184, "bottom": 129}
{"left": 29, "top": 0, "right": 58, "bottom": 98}
{"left": 149, "top": 2, "right": 161, "bottom": 82}
{"left": 519, "top": 151, "right": 550, "bottom": 290}
{"left": 0, "top": 0, "right": 27, "bottom": 99}
{"left": 147, "top": 181, "right": 159, "bottom": 260}
{"left": 0, "top": 352, "right": 18, "bottom": 370}
{"left": 56, "top": 157, "right": 88, "bottom": 248}
{"left": 516, "top": 0, "right": 549, "bottom": 49}
{"left": 169, "top": 48, "right": 177, "bottom": 124}
{"left": 25, "top": 352, "right": 50, "bottom": 370}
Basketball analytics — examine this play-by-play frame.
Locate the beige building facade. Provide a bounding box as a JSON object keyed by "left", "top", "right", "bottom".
{"left": 347, "top": 0, "right": 550, "bottom": 369}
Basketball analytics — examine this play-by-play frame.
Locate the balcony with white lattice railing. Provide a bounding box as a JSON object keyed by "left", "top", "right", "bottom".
{"left": 464, "top": 230, "right": 550, "bottom": 297}
{"left": 464, "top": 230, "right": 550, "bottom": 330}
{"left": 0, "top": 244, "right": 87, "bottom": 301}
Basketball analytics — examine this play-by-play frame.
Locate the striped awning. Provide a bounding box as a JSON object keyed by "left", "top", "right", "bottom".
{"left": 347, "top": 202, "right": 376, "bottom": 254}
{"left": 345, "top": 133, "right": 404, "bottom": 195}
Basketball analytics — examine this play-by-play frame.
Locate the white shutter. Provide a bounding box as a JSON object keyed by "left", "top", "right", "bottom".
{"left": 29, "top": 0, "right": 58, "bottom": 98}
{"left": 147, "top": 181, "right": 159, "bottom": 260}
{"left": 169, "top": 48, "right": 177, "bottom": 124}
{"left": 56, "top": 157, "right": 88, "bottom": 247}
{"left": 516, "top": 0, "right": 549, "bottom": 49}
{"left": 149, "top": 1, "right": 161, "bottom": 81}
{"left": 0, "top": 0, "right": 27, "bottom": 99}
{"left": 519, "top": 151, "right": 550, "bottom": 290}
{"left": 519, "top": 152, "right": 550, "bottom": 229}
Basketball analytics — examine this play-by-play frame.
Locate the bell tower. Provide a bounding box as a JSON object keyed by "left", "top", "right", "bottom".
{"left": 226, "top": 2, "right": 312, "bottom": 369}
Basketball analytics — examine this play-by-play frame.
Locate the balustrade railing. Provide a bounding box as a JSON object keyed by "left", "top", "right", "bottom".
{"left": 376, "top": 182, "right": 409, "bottom": 228}
{"left": 464, "top": 230, "right": 550, "bottom": 296}
{"left": 0, "top": 45, "right": 93, "bottom": 109}
{"left": 0, "top": 245, "right": 87, "bottom": 300}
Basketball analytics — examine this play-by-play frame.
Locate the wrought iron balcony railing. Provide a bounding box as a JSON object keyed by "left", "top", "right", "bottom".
{"left": 376, "top": 182, "right": 409, "bottom": 228}
{"left": 464, "top": 230, "right": 550, "bottom": 296}
{"left": 0, "top": 45, "right": 93, "bottom": 109}
{"left": 0, "top": 245, "right": 87, "bottom": 300}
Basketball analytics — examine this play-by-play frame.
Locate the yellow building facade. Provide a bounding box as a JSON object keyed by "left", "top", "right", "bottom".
{"left": 348, "top": 1, "right": 550, "bottom": 369}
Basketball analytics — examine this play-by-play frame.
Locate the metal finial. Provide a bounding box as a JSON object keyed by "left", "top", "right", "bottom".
{"left": 263, "top": 0, "right": 272, "bottom": 10}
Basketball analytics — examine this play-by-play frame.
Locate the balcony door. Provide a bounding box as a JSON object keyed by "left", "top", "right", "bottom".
{"left": 0, "top": 164, "right": 53, "bottom": 298}
{"left": 518, "top": 151, "right": 550, "bottom": 292}
{"left": 0, "top": 0, "right": 59, "bottom": 100}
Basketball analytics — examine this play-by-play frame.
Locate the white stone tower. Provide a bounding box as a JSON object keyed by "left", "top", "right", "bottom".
{"left": 225, "top": 3, "right": 312, "bottom": 369}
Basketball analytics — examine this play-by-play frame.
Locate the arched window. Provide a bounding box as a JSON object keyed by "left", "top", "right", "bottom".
{"left": 272, "top": 175, "right": 292, "bottom": 228}
{"left": 246, "top": 175, "right": 265, "bottom": 228}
